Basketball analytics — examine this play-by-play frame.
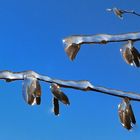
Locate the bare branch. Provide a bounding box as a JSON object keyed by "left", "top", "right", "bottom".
{"left": 63, "top": 32, "right": 140, "bottom": 60}
{"left": 1, "top": 70, "right": 140, "bottom": 101}
{"left": 106, "top": 7, "right": 140, "bottom": 19}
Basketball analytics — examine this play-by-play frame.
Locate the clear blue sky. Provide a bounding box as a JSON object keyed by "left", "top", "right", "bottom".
{"left": 0, "top": 0, "right": 140, "bottom": 140}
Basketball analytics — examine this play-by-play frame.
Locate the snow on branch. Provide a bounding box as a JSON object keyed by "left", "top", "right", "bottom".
{"left": 63, "top": 32, "right": 140, "bottom": 64}
{"left": 106, "top": 7, "right": 140, "bottom": 19}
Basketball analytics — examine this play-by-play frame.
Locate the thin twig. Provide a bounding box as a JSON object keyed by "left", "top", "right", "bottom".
{"left": 106, "top": 8, "right": 140, "bottom": 19}
{"left": 122, "top": 10, "right": 140, "bottom": 17}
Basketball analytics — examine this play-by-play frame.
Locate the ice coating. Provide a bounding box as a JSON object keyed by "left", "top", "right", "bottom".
{"left": 118, "top": 98, "right": 136, "bottom": 130}
{"left": 22, "top": 74, "right": 41, "bottom": 105}
{"left": 63, "top": 32, "right": 140, "bottom": 60}
{"left": 50, "top": 83, "right": 70, "bottom": 105}
{"left": 0, "top": 70, "right": 140, "bottom": 101}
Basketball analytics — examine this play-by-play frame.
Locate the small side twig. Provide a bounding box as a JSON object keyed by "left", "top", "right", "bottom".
{"left": 106, "top": 7, "right": 140, "bottom": 19}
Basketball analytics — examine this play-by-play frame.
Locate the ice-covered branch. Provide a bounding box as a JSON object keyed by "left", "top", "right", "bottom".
{"left": 106, "top": 7, "right": 140, "bottom": 19}
{"left": 1, "top": 70, "right": 140, "bottom": 101}
{"left": 63, "top": 32, "right": 140, "bottom": 61}
{"left": 1, "top": 70, "right": 140, "bottom": 129}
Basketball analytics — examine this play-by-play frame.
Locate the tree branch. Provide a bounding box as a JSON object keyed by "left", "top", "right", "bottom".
{"left": 122, "top": 10, "right": 140, "bottom": 16}
{"left": 63, "top": 32, "right": 140, "bottom": 60}
{"left": 106, "top": 7, "right": 140, "bottom": 19}
{"left": 1, "top": 70, "right": 140, "bottom": 101}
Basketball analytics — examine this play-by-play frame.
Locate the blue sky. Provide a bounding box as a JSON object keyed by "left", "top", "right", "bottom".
{"left": 0, "top": 0, "right": 140, "bottom": 140}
